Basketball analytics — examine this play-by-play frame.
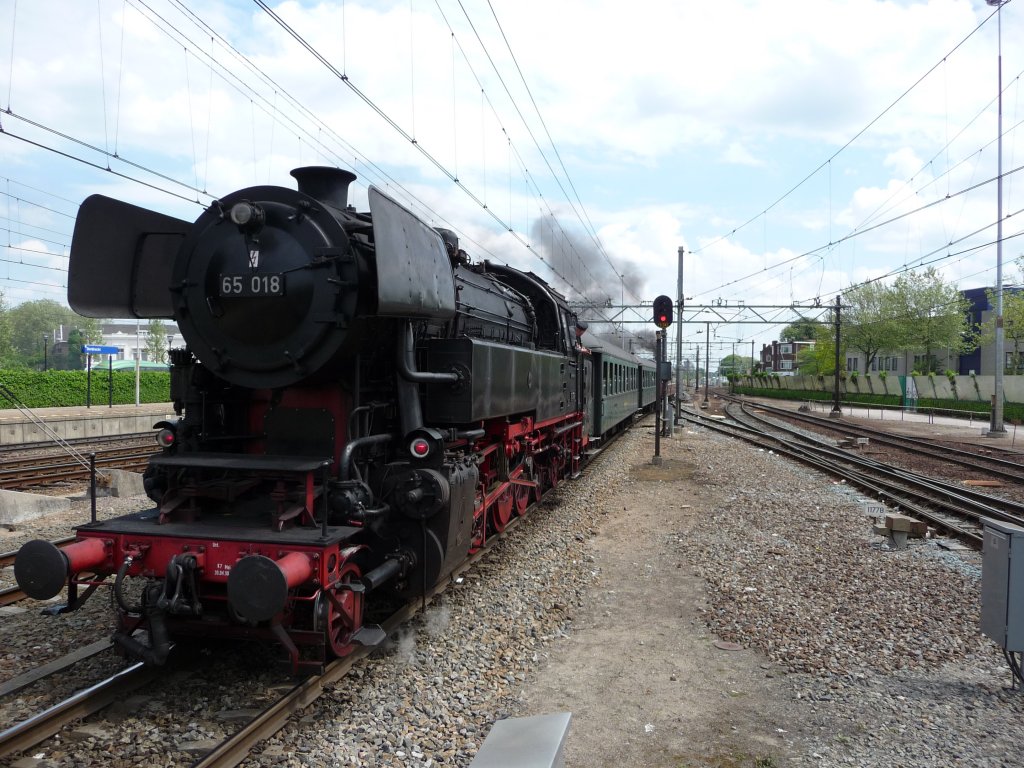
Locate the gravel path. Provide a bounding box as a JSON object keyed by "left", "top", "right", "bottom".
{"left": 2, "top": 418, "right": 1022, "bottom": 767}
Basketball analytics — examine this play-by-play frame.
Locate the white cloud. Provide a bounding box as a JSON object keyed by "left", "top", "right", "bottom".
{"left": 0, "top": 0, "right": 1019, "bottom": 356}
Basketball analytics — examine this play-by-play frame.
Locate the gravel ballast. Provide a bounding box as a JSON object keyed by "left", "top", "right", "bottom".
{"left": 1, "top": 418, "right": 1022, "bottom": 767}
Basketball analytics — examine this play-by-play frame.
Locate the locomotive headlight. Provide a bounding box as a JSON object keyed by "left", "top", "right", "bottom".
{"left": 156, "top": 428, "right": 176, "bottom": 448}
{"left": 409, "top": 437, "right": 431, "bottom": 459}
{"left": 229, "top": 201, "right": 265, "bottom": 232}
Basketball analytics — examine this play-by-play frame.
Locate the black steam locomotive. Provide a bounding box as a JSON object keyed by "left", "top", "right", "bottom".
{"left": 14, "top": 167, "right": 655, "bottom": 671}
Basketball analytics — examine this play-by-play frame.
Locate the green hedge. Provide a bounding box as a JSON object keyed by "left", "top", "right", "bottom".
{"left": 0, "top": 370, "right": 171, "bottom": 409}
{"left": 732, "top": 386, "right": 902, "bottom": 408}
{"left": 734, "top": 386, "right": 1023, "bottom": 424}
{"left": 915, "top": 397, "right": 1024, "bottom": 424}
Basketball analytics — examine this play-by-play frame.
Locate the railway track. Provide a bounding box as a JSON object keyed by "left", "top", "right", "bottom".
{"left": 0, "top": 510, "right": 526, "bottom": 765}
{"left": 0, "top": 432, "right": 157, "bottom": 457}
{"left": 730, "top": 396, "right": 1024, "bottom": 483}
{"left": 682, "top": 404, "right": 1024, "bottom": 547}
{"left": 0, "top": 417, "right": 636, "bottom": 766}
{"left": 0, "top": 657, "right": 161, "bottom": 761}
{"left": 0, "top": 443, "right": 157, "bottom": 490}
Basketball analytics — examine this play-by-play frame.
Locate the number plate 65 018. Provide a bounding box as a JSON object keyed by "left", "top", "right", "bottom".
{"left": 218, "top": 274, "right": 285, "bottom": 297}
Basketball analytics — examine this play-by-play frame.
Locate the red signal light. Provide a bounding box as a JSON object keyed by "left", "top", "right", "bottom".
{"left": 653, "top": 295, "right": 673, "bottom": 329}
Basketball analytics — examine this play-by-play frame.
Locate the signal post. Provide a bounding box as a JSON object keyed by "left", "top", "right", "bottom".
{"left": 652, "top": 295, "right": 673, "bottom": 464}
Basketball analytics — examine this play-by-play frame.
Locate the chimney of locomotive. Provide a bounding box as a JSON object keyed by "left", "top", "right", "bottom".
{"left": 290, "top": 166, "right": 358, "bottom": 211}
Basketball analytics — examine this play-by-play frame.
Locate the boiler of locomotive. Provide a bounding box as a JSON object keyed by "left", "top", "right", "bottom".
{"left": 171, "top": 167, "right": 367, "bottom": 389}
{"left": 65, "top": 167, "right": 458, "bottom": 390}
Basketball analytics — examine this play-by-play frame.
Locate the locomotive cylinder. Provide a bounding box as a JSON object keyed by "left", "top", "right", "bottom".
{"left": 226, "top": 552, "right": 314, "bottom": 623}
{"left": 14, "top": 537, "right": 108, "bottom": 601}
{"left": 362, "top": 558, "right": 403, "bottom": 591}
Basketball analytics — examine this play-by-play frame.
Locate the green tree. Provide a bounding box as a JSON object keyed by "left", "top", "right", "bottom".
{"left": 842, "top": 281, "right": 902, "bottom": 372}
{"left": 7, "top": 299, "right": 75, "bottom": 366}
{"left": 0, "top": 290, "right": 15, "bottom": 365}
{"left": 60, "top": 320, "right": 104, "bottom": 370}
{"left": 889, "top": 267, "right": 975, "bottom": 373}
{"left": 717, "top": 354, "right": 746, "bottom": 376}
{"left": 780, "top": 318, "right": 822, "bottom": 342}
{"left": 974, "top": 255, "right": 1024, "bottom": 373}
{"left": 145, "top": 319, "right": 170, "bottom": 364}
{"left": 798, "top": 323, "right": 842, "bottom": 375}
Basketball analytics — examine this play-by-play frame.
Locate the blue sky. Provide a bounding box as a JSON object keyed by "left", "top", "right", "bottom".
{"left": 1, "top": 0, "right": 1021, "bottom": 363}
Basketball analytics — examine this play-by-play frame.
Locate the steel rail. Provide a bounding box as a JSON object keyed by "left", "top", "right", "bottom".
{"left": 0, "top": 661, "right": 160, "bottom": 760}
{"left": 682, "top": 408, "right": 1016, "bottom": 547}
{"left": 192, "top": 422, "right": 630, "bottom": 768}
{"left": 726, "top": 406, "right": 1002, "bottom": 508}
{"left": 0, "top": 432, "right": 157, "bottom": 455}
{"left": 735, "top": 397, "right": 1024, "bottom": 482}
{"left": 0, "top": 452, "right": 153, "bottom": 490}
{"left": 729, "top": 403, "right": 1024, "bottom": 518}
{"left": 0, "top": 639, "right": 114, "bottom": 699}
{"left": 0, "top": 421, "right": 636, "bottom": 765}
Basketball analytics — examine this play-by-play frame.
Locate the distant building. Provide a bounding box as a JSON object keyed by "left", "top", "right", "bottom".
{"left": 802, "top": 286, "right": 1021, "bottom": 377}
{"left": 760, "top": 340, "right": 815, "bottom": 374}
{"left": 48, "top": 319, "right": 184, "bottom": 365}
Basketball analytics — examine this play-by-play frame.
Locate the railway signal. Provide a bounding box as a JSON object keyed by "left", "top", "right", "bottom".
{"left": 653, "top": 295, "right": 673, "bottom": 329}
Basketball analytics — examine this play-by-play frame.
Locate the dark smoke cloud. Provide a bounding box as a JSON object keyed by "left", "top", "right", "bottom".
{"left": 530, "top": 214, "right": 643, "bottom": 306}
{"left": 529, "top": 213, "right": 654, "bottom": 355}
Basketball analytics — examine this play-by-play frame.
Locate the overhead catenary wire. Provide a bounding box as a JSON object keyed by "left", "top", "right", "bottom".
{"left": 250, "top": 0, "right": 622, "bottom": 317}
{"left": 692, "top": 6, "right": 1000, "bottom": 260}
{"left": 2, "top": 0, "right": 622, "bottom": 323}
{"left": 692, "top": 3, "right": 1020, "bottom": 326}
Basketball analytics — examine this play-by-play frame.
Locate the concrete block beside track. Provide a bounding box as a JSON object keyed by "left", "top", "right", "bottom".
{"left": 0, "top": 489, "right": 71, "bottom": 525}
{"left": 105, "top": 469, "right": 146, "bottom": 497}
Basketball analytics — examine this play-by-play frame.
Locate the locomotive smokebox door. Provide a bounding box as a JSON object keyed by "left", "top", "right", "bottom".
{"left": 369, "top": 187, "right": 457, "bottom": 319}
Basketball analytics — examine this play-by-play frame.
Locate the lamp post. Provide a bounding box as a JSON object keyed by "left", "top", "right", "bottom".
{"left": 703, "top": 321, "right": 710, "bottom": 406}
{"left": 675, "top": 247, "right": 684, "bottom": 423}
{"left": 619, "top": 274, "right": 625, "bottom": 347}
{"left": 135, "top": 319, "right": 141, "bottom": 407}
{"left": 988, "top": 0, "right": 1008, "bottom": 435}
{"left": 42, "top": 334, "right": 48, "bottom": 371}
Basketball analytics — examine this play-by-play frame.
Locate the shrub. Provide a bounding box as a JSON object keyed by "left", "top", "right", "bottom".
{"left": 0, "top": 370, "right": 170, "bottom": 409}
